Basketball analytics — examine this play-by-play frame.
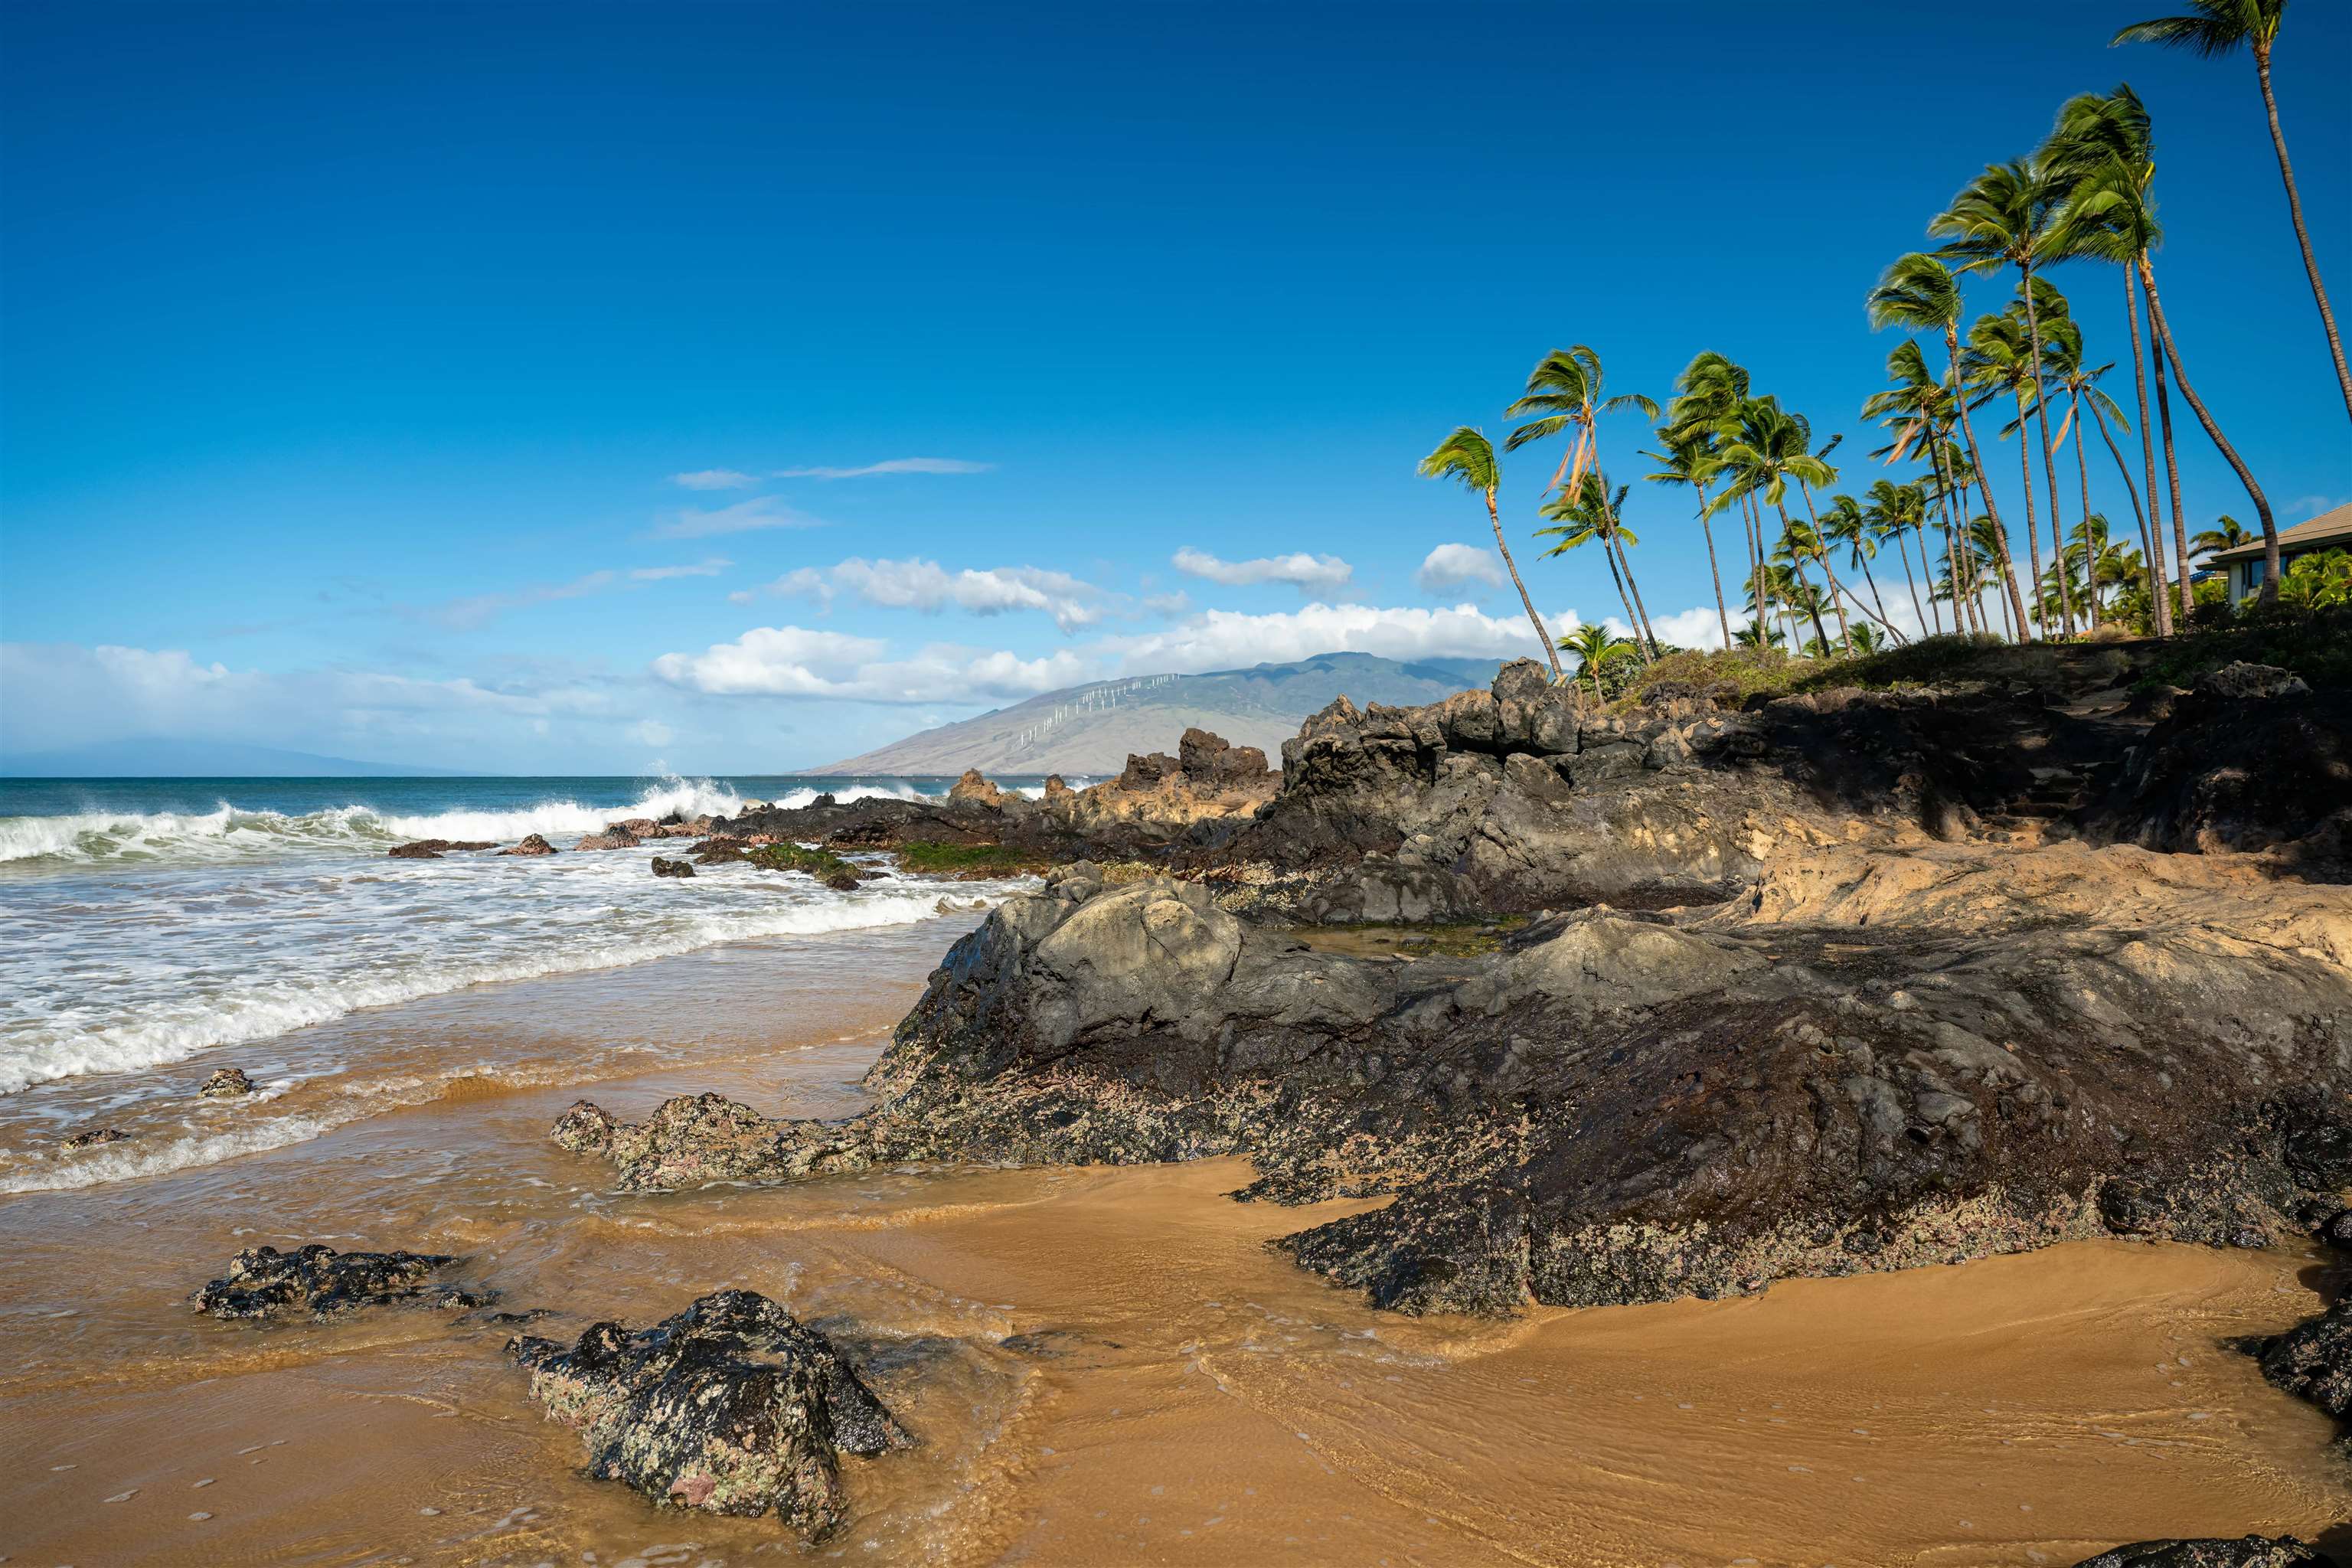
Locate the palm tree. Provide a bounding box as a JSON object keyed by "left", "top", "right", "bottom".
{"left": 1732, "top": 622, "right": 1779, "bottom": 652}
{"left": 1419, "top": 426, "right": 1561, "bottom": 677}
{"left": 2050, "top": 90, "right": 2279, "bottom": 609}
{"left": 1822, "top": 492, "right": 1901, "bottom": 636}
{"left": 1962, "top": 306, "right": 2056, "bottom": 638}
{"left": 2115, "top": 1, "right": 2352, "bottom": 421}
{"left": 1559, "top": 622, "right": 1636, "bottom": 704}
{"left": 1504, "top": 345, "right": 1661, "bottom": 499}
{"left": 1665, "top": 353, "right": 1763, "bottom": 647}
{"left": 1861, "top": 341, "right": 1971, "bottom": 635}
{"left": 2042, "top": 312, "right": 2167, "bottom": 623}
{"left": 2044, "top": 87, "right": 2178, "bottom": 631}
{"left": 1864, "top": 479, "right": 1932, "bottom": 633}
{"left": 1868, "top": 253, "right": 2033, "bottom": 637}
{"left": 2191, "top": 514, "right": 2255, "bottom": 562}
{"left": 1772, "top": 519, "right": 1847, "bottom": 652}
{"left": 1932, "top": 158, "right": 2078, "bottom": 635}
{"left": 1536, "top": 472, "right": 1658, "bottom": 658}
{"left": 1641, "top": 430, "right": 1733, "bottom": 649}
{"left": 1847, "top": 622, "right": 1890, "bottom": 655}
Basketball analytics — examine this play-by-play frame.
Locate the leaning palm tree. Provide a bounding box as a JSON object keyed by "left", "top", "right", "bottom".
{"left": 1535, "top": 473, "right": 1655, "bottom": 659}
{"left": 1965, "top": 305, "right": 2065, "bottom": 638}
{"left": 1932, "top": 158, "right": 2078, "bottom": 634}
{"left": 1640, "top": 429, "right": 1733, "bottom": 648}
{"left": 1666, "top": 352, "right": 1765, "bottom": 636}
{"left": 2115, "top": 1, "right": 2351, "bottom": 421}
{"left": 1558, "top": 622, "right": 1637, "bottom": 704}
{"left": 1861, "top": 341, "right": 1969, "bottom": 635}
{"left": 2040, "top": 312, "right": 2167, "bottom": 623}
{"left": 1418, "top": 426, "right": 1561, "bottom": 677}
{"left": 1868, "top": 253, "right": 2034, "bottom": 638}
{"left": 1822, "top": 492, "right": 1900, "bottom": 636}
{"left": 1862, "top": 480, "right": 1932, "bottom": 633}
{"left": 2051, "top": 90, "right": 2281, "bottom": 608}
{"left": 1504, "top": 345, "right": 1661, "bottom": 498}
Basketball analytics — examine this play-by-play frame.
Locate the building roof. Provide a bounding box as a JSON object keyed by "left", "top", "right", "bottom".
{"left": 2207, "top": 501, "right": 2352, "bottom": 564}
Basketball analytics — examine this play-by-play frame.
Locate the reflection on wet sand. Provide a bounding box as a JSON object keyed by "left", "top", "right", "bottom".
{"left": 1, "top": 931, "right": 2342, "bottom": 1566}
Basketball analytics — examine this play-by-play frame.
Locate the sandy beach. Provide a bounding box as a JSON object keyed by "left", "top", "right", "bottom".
{"left": 3, "top": 922, "right": 2342, "bottom": 1567}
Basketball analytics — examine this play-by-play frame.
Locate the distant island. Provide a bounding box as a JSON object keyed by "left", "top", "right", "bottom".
{"left": 810, "top": 652, "right": 1505, "bottom": 775}
{"left": 0, "top": 738, "right": 470, "bottom": 779}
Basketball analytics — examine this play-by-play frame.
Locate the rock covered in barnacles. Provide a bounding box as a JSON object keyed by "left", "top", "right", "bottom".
{"left": 193, "top": 1244, "right": 492, "bottom": 1321}
{"left": 507, "top": 1289, "right": 911, "bottom": 1538}
{"left": 2070, "top": 1539, "right": 2336, "bottom": 1567}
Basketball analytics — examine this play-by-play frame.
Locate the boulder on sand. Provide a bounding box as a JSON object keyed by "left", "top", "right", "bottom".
{"left": 192, "top": 1244, "right": 492, "bottom": 1321}
{"left": 508, "top": 1289, "right": 911, "bottom": 1539}
{"left": 499, "top": 835, "right": 557, "bottom": 857}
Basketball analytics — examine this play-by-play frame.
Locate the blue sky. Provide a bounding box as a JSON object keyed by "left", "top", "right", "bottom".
{"left": 5, "top": 0, "right": 2348, "bottom": 773}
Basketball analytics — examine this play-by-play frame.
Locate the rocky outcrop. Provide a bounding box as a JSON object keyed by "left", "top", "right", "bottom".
{"left": 499, "top": 834, "right": 557, "bottom": 857}
{"left": 388, "top": 838, "right": 495, "bottom": 858}
{"left": 193, "top": 1244, "right": 492, "bottom": 1321}
{"left": 508, "top": 1289, "right": 910, "bottom": 1538}
{"left": 651, "top": 857, "right": 695, "bottom": 878}
{"left": 63, "top": 1127, "right": 126, "bottom": 1148}
{"left": 573, "top": 831, "right": 637, "bottom": 851}
{"left": 557, "top": 846, "right": 2352, "bottom": 1314}
{"left": 2072, "top": 1540, "right": 2336, "bottom": 1567}
{"left": 2249, "top": 1295, "right": 2352, "bottom": 1431}
{"left": 199, "top": 1066, "right": 253, "bottom": 1099}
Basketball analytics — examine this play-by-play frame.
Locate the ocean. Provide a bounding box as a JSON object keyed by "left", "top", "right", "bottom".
{"left": 0, "top": 773, "right": 1071, "bottom": 1190}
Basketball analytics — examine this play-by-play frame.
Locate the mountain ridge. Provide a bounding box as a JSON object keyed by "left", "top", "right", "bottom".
{"left": 808, "top": 652, "right": 1506, "bottom": 775}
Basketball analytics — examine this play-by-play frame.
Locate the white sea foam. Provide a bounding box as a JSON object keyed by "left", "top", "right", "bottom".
{"left": 0, "top": 1112, "right": 343, "bottom": 1194}
{"left": 0, "top": 885, "right": 962, "bottom": 1095}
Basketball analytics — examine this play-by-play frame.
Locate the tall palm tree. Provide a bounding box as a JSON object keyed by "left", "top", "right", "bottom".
{"left": 1418, "top": 426, "right": 1562, "bottom": 677}
{"left": 1640, "top": 429, "right": 1732, "bottom": 648}
{"left": 2115, "top": 1, "right": 2352, "bottom": 421}
{"left": 1862, "top": 341, "right": 1968, "bottom": 635}
{"left": 2051, "top": 88, "right": 2278, "bottom": 608}
{"left": 1665, "top": 353, "right": 1762, "bottom": 645}
{"left": 1822, "top": 492, "right": 1900, "bottom": 635}
{"left": 1864, "top": 479, "right": 1932, "bottom": 633}
{"left": 1868, "top": 253, "right": 2034, "bottom": 638}
{"left": 1962, "top": 306, "right": 2056, "bottom": 638}
{"left": 1559, "top": 622, "right": 1635, "bottom": 704}
{"left": 2041, "top": 312, "right": 2167, "bottom": 623}
{"left": 1535, "top": 473, "right": 1651, "bottom": 660}
{"left": 1932, "top": 158, "right": 2078, "bottom": 634}
{"left": 1504, "top": 345, "right": 1661, "bottom": 499}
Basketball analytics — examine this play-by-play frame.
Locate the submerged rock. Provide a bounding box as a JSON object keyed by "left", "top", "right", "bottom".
{"left": 573, "top": 831, "right": 637, "bottom": 851}
{"left": 388, "top": 838, "right": 495, "bottom": 858}
{"left": 551, "top": 1099, "right": 618, "bottom": 1155}
{"left": 194, "top": 1244, "right": 492, "bottom": 1321}
{"left": 650, "top": 857, "right": 695, "bottom": 879}
{"left": 2072, "top": 1539, "right": 2336, "bottom": 1567}
{"left": 63, "top": 1127, "right": 128, "bottom": 1149}
{"left": 507, "top": 1289, "right": 910, "bottom": 1538}
{"left": 198, "top": 1067, "right": 253, "bottom": 1099}
{"left": 499, "top": 835, "right": 557, "bottom": 857}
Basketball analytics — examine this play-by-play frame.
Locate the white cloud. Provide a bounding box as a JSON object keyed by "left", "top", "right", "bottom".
{"left": 653, "top": 496, "right": 828, "bottom": 539}
{"left": 772, "top": 458, "right": 994, "bottom": 480}
{"left": 629, "top": 558, "right": 733, "bottom": 580}
{"left": 649, "top": 626, "right": 1089, "bottom": 704}
{"left": 743, "top": 557, "right": 1105, "bottom": 633}
{"left": 630, "top": 719, "right": 675, "bottom": 746}
{"left": 1171, "top": 547, "right": 1354, "bottom": 593}
{"left": 430, "top": 571, "right": 619, "bottom": 631}
{"left": 671, "top": 469, "right": 760, "bottom": 491}
{"left": 1416, "top": 543, "right": 1504, "bottom": 594}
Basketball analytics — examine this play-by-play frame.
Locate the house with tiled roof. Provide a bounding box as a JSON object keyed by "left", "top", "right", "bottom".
{"left": 2205, "top": 501, "right": 2352, "bottom": 602}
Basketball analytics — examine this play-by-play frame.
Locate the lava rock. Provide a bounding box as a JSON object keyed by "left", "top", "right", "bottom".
{"left": 507, "top": 1289, "right": 911, "bottom": 1538}
{"left": 2071, "top": 1538, "right": 2336, "bottom": 1567}
{"left": 2249, "top": 1296, "right": 2352, "bottom": 1422}
{"left": 64, "top": 1127, "right": 129, "bottom": 1148}
{"left": 199, "top": 1067, "right": 254, "bottom": 1099}
{"left": 551, "top": 1099, "right": 618, "bottom": 1155}
{"left": 388, "top": 838, "right": 495, "bottom": 858}
{"left": 573, "top": 832, "right": 637, "bottom": 851}
{"left": 499, "top": 835, "right": 557, "bottom": 857}
{"left": 651, "top": 857, "right": 695, "bottom": 879}
{"left": 194, "top": 1244, "right": 492, "bottom": 1321}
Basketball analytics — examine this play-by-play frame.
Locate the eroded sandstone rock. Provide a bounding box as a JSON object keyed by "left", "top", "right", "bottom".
{"left": 507, "top": 1289, "right": 910, "bottom": 1538}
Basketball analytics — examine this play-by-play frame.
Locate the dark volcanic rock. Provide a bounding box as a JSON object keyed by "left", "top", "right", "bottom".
{"left": 194, "top": 1244, "right": 492, "bottom": 1321}
{"left": 552, "top": 1099, "right": 618, "bottom": 1155}
{"left": 650, "top": 856, "right": 695, "bottom": 879}
{"left": 2249, "top": 1295, "right": 2352, "bottom": 1424}
{"left": 63, "top": 1127, "right": 128, "bottom": 1148}
{"left": 2072, "top": 1539, "right": 2336, "bottom": 1567}
{"left": 499, "top": 834, "right": 557, "bottom": 857}
{"left": 389, "top": 838, "right": 495, "bottom": 858}
{"left": 507, "top": 1289, "right": 910, "bottom": 1538}
{"left": 199, "top": 1066, "right": 254, "bottom": 1099}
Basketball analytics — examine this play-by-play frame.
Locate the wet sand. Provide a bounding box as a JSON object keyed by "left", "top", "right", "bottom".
{"left": 2, "top": 922, "right": 2344, "bottom": 1566}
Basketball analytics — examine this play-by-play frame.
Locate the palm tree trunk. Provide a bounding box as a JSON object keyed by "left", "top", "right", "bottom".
{"left": 1923, "top": 433, "right": 1965, "bottom": 635}
{"left": 2256, "top": 46, "right": 2352, "bottom": 423}
{"left": 1945, "top": 328, "right": 2033, "bottom": 638}
{"left": 2141, "top": 257, "right": 2282, "bottom": 607}
{"left": 1609, "top": 527, "right": 1661, "bottom": 658}
{"left": 2122, "top": 265, "right": 2174, "bottom": 635}
{"left": 2068, "top": 394, "right": 2099, "bottom": 629}
{"left": 1694, "top": 482, "right": 1731, "bottom": 651}
{"left": 2086, "top": 394, "right": 2162, "bottom": 632}
{"left": 1598, "top": 534, "right": 1642, "bottom": 656}
{"left": 1891, "top": 521, "right": 1928, "bottom": 634}
{"left": 2007, "top": 389, "right": 2050, "bottom": 641}
{"left": 2145, "top": 269, "right": 2197, "bottom": 617}
{"left": 1741, "top": 488, "right": 1768, "bottom": 651}
{"left": 1485, "top": 488, "right": 1563, "bottom": 677}
{"left": 2019, "top": 260, "right": 2076, "bottom": 635}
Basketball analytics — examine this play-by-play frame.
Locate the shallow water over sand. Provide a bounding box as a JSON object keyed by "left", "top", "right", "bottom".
{"left": 2, "top": 927, "right": 2344, "bottom": 1566}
